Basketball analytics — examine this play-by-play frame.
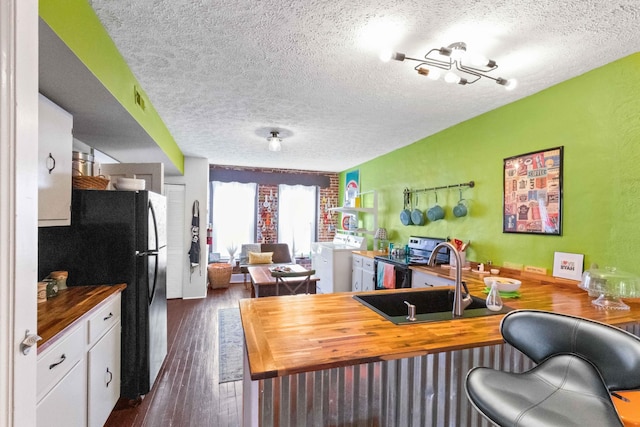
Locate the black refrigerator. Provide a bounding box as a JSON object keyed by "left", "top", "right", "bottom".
{"left": 39, "top": 189, "right": 168, "bottom": 399}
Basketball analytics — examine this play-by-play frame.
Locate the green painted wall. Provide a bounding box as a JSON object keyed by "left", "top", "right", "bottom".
{"left": 39, "top": 0, "right": 184, "bottom": 174}
{"left": 341, "top": 53, "right": 640, "bottom": 274}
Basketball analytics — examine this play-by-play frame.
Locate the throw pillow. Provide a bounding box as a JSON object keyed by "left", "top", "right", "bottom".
{"left": 248, "top": 251, "right": 274, "bottom": 264}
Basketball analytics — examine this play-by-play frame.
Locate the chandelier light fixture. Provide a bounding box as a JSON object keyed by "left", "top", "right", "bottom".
{"left": 381, "top": 42, "right": 517, "bottom": 90}
{"left": 267, "top": 131, "right": 282, "bottom": 152}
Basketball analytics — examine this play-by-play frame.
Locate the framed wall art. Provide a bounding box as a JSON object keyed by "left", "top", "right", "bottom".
{"left": 503, "top": 146, "right": 563, "bottom": 235}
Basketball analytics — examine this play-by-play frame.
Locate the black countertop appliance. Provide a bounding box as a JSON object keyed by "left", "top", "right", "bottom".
{"left": 38, "top": 189, "right": 168, "bottom": 399}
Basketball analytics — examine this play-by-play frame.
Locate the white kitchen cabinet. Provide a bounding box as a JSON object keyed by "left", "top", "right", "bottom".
{"left": 37, "top": 356, "right": 87, "bottom": 427}
{"left": 88, "top": 322, "right": 121, "bottom": 427}
{"left": 362, "top": 257, "right": 375, "bottom": 291}
{"left": 37, "top": 292, "right": 122, "bottom": 427}
{"left": 411, "top": 269, "right": 455, "bottom": 288}
{"left": 38, "top": 94, "right": 73, "bottom": 227}
{"left": 352, "top": 255, "right": 375, "bottom": 292}
{"left": 352, "top": 254, "right": 363, "bottom": 291}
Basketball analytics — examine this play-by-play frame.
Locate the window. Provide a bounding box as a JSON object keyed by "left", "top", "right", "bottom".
{"left": 210, "top": 181, "right": 256, "bottom": 260}
{"left": 278, "top": 184, "right": 317, "bottom": 258}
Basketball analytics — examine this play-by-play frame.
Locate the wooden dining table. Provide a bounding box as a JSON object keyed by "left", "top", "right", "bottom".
{"left": 247, "top": 264, "right": 319, "bottom": 297}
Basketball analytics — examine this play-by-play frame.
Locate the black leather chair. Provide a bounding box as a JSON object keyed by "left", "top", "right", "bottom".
{"left": 270, "top": 269, "right": 315, "bottom": 296}
{"left": 465, "top": 310, "right": 640, "bottom": 427}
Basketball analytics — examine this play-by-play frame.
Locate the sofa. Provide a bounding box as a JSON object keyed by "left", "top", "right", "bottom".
{"left": 239, "top": 243, "right": 293, "bottom": 286}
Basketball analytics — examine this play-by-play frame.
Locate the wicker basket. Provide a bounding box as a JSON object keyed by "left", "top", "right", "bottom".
{"left": 207, "top": 263, "right": 232, "bottom": 289}
{"left": 72, "top": 176, "right": 110, "bottom": 190}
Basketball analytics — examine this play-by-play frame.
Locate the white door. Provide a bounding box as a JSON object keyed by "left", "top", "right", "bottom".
{"left": 165, "top": 184, "right": 186, "bottom": 299}
{"left": 1, "top": 1, "right": 39, "bottom": 426}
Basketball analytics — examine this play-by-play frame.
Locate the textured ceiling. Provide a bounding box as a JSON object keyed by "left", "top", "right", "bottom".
{"left": 87, "top": 0, "right": 640, "bottom": 172}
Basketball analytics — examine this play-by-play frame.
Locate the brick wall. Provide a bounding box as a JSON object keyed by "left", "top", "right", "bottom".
{"left": 212, "top": 165, "right": 339, "bottom": 244}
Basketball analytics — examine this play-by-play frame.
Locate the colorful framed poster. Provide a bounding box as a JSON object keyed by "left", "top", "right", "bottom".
{"left": 344, "top": 170, "right": 360, "bottom": 206}
{"left": 342, "top": 170, "right": 360, "bottom": 229}
{"left": 552, "top": 251, "right": 584, "bottom": 280}
{"left": 503, "top": 147, "right": 563, "bottom": 235}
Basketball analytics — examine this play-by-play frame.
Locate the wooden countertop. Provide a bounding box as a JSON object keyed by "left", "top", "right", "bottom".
{"left": 37, "top": 284, "right": 126, "bottom": 354}
{"left": 240, "top": 267, "right": 640, "bottom": 380}
{"left": 352, "top": 250, "right": 386, "bottom": 259}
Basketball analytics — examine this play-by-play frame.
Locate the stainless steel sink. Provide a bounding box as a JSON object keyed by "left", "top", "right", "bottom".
{"left": 353, "top": 289, "right": 512, "bottom": 324}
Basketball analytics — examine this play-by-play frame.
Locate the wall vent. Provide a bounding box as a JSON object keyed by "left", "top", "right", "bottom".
{"left": 134, "top": 86, "right": 146, "bottom": 111}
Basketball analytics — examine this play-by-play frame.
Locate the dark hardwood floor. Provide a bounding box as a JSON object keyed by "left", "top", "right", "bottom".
{"left": 105, "top": 283, "right": 251, "bottom": 427}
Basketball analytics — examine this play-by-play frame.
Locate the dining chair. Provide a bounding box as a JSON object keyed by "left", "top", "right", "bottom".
{"left": 465, "top": 309, "right": 640, "bottom": 427}
{"left": 270, "top": 269, "right": 316, "bottom": 296}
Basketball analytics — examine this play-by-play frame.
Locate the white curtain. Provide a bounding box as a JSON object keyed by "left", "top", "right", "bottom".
{"left": 211, "top": 181, "right": 256, "bottom": 259}
{"left": 278, "top": 184, "right": 317, "bottom": 258}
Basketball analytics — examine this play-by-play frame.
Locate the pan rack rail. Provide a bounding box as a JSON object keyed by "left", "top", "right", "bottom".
{"left": 404, "top": 180, "right": 475, "bottom": 197}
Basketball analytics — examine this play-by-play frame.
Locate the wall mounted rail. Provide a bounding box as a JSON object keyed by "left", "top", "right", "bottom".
{"left": 404, "top": 180, "right": 475, "bottom": 197}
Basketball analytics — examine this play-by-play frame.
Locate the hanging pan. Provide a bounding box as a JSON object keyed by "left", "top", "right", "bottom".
{"left": 400, "top": 190, "right": 413, "bottom": 226}
{"left": 411, "top": 194, "right": 425, "bottom": 225}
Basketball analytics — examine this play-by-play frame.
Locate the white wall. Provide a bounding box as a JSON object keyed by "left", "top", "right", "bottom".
{"left": 165, "top": 157, "right": 209, "bottom": 299}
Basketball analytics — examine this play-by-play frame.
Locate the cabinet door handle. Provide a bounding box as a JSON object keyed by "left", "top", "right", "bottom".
{"left": 105, "top": 367, "right": 113, "bottom": 387}
{"left": 49, "top": 354, "right": 66, "bottom": 369}
{"left": 103, "top": 312, "right": 114, "bottom": 321}
{"left": 46, "top": 153, "right": 56, "bottom": 174}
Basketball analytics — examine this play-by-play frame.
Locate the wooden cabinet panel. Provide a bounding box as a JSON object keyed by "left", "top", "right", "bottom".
{"left": 38, "top": 94, "right": 72, "bottom": 226}
{"left": 37, "top": 290, "right": 123, "bottom": 427}
{"left": 362, "top": 258, "right": 375, "bottom": 291}
{"left": 87, "top": 323, "right": 121, "bottom": 427}
{"left": 37, "top": 357, "right": 87, "bottom": 427}
{"left": 352, "top": 255, "right": 363, "bottom": 292}
{"left": 36, "top": 322, "right": 85, "bottom": 402}
{"left": 412, "top": 270, "right": 455, "bottom": 288}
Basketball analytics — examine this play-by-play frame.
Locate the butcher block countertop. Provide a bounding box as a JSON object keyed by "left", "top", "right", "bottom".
{"left": 37, "top": 284, "right": 126, "bottom": 353}
{"left": 352, "top": 250, "right": 386, "bottom": 258}
{"left": 240, "top": 266, "right": 640, "bottom": 380}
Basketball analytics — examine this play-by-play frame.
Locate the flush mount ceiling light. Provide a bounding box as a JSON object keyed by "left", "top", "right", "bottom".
{"left": 380, "top": 42, "right": 517, "bottom": 90}
{"left": 267, "top": 131, "right": 282, "bottom": 152}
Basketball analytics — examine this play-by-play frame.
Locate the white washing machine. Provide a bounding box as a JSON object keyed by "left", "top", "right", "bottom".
{"left": 311, "top": 234, "right": 366, "bottom": 294}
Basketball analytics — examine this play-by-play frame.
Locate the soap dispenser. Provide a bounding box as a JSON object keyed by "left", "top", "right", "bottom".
{"left": 486, "top": 282, "right": 503, "bottom": 312}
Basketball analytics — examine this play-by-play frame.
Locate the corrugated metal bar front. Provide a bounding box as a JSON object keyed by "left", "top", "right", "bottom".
{"left": 258, "top": 342, "right": 535, "bottom": 427}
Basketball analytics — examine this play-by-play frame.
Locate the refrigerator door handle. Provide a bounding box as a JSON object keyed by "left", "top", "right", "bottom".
{"left": 136, "top": 250, "right": 159, "bottom": 257}
{"left": 148, "top": 252, "right": 159, "bottom": 305}
{"left": 148, "top": 200, "right": 160, "bottom": 252}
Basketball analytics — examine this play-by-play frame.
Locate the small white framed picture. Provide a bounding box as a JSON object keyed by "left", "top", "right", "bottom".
{"left": 552, "top": 252, "right": 584, "bottom": 281}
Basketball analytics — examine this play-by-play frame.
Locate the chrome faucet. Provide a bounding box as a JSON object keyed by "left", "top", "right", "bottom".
{"left": 427, "top": 242, "right": 472, "bottom": 317}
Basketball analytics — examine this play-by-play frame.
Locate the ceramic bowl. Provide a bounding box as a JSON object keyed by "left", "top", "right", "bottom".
{"left": 115, "top": 177, "right": 146, "bottom": 191}
{"left": 483, "top": 276, "right": 522, "bottom": 292}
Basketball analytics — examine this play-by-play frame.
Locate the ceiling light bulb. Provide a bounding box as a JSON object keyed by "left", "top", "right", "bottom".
{"left": 268, "top": 132, "right": 282, "bottom": 152}
{"left": 497, "top": 77, "right": 518, "bottom": 91}
{"left": 268, "top": 138, "right": 281, "bottom": 152}
{"left": 444, "top": 72, "right": 461, "bottom": 84}
{"left": 382, "top": 51, "right": 405, "bottom": 62}
{"left": 379, "top": 50, "right": 393, "bottom": 62}
{"left": 468, "top": 53, "right": 495, "bottom": 68}
{"left": 427, "top": 68, "right": 441, "bottom": 81}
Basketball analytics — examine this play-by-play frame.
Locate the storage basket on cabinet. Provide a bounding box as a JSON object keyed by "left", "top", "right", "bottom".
{"left": 72, "top": 176, "right": 110, "bottom": 190}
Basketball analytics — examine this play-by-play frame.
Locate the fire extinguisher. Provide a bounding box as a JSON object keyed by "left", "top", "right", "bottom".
{"left": 206, "top": 223, "right": 213, "bottom": 245}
